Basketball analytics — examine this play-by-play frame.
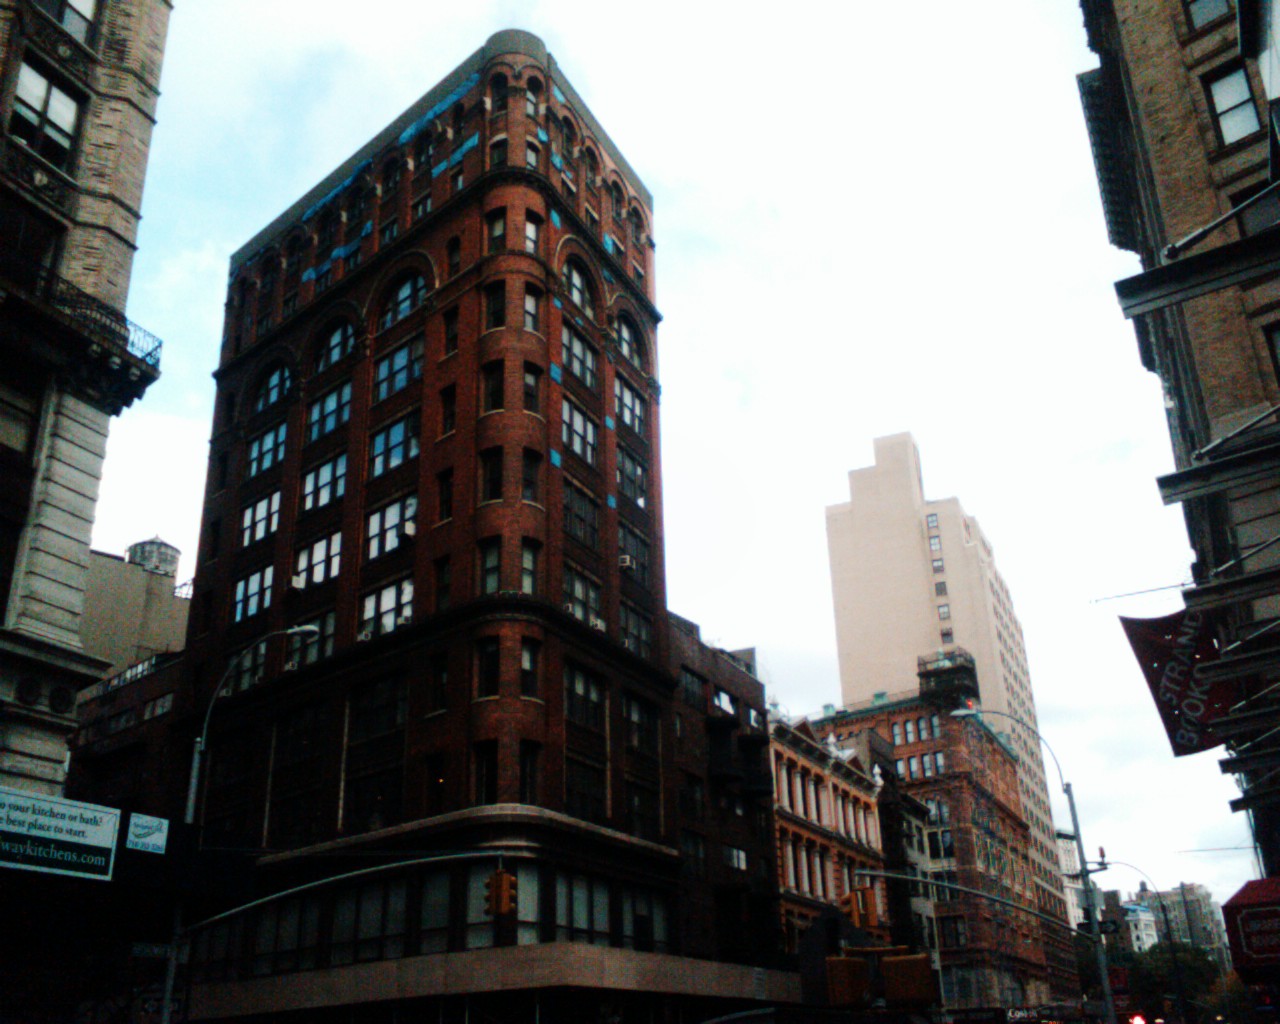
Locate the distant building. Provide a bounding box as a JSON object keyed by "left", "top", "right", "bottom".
{"left": 812, "top": 650, "right": 1059, "bottom": 1010}
{"left": 769, "top": 713, "right": 888, "bottom": 953}
{"left": 81, "top": 538, "right": 188, "bottom": 677}
{"left": 1101, "top": 891, "right": 1160, "bottom": 954}
{"left": 0, "top": 0, "right": 171, "bottom": 796}
{"left": 1055, "top": 828, "right": 1100, "bottom": 930}
{"left": 1133, "top": 882, "right": 1231, "bottom": 972}
{"left": 825, "top": 434, "right": 1069, "bottom": 972}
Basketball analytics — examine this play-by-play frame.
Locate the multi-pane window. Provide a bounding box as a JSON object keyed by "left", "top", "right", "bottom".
{"left": 519, "top": 741, "right": 540, "bottom": 804}
{"left": 562, "top": 399, "right": 598, "bottom": 464}
{"left": 360, "top": 578, "right": 413, "bottom": 636}
{"left": 31, "top": 0, "right": 96, "bottom": 43}
{"left": 938, "top": 604, "right": 951, "bottom": 620}
{"left": 616, "top": 318, "right": 643, "bottom": 369}
{"left": 520, "top": 638, "right": 540, "bottom": 697}
{"left": 615, "top": 377, "right": 646, "bottom": 435}
{"left": 248, "top": 424, "right": 287, "bottom": 477}
{"left": 295, "top": 531, "right": 342, "bottom": 587}
{"left": 255, "top": 367, "right": 292, "bottom": 411}
{"left": 440, "top": 385, "right": 456, "bottom": 434}
{"left": 479, "top": 447, "right": 503, "bottom": 501}
{"left": 561, "top": 325, "right": 598, "bottom": 387}
{"left": 307, "top": 381, "right": 352, "bottom": 441}
{"left": 523, "top": 287, "right": 541, "bottom": 332}
{"left": 373, "top": 338, "right": 423, "bottom": 401}
{"left": 520, "top": 540, "right": 539, "bottom": 595}
{"left": 381, "top": 273, "right": 428, "bottom": 329}
{"left": 521, "top": 449, "right": 542, "bottom": 502}
{"left": 565, "top": 760, "right": 606, "bottom": 824}
{"left": 367, "top": 495, "right": 417, "bottom": 560}
{"left": 618, "top": 523, "right": 650, "bottom": 585}
{"left": 679, "top": 668, "right": 705, "bottom": 707}
{"left": 486, "top": 208, "right": 506, "bottom": 253}
{"left": 241, "top": 492, "right": 281, "bottom": 545}
{"left": 446, "top": 237, "right": 461, "bottom": 277}
{"left": 929, "top": 535, "right": 942, "bottom": 553}
{"left": 563, "top": 565, "right": 601, "bottom": 623}
{"left": 623, "top": 694, "right": 659, "bottom": 754}
{"left": 525, "top": 141, "right": 540, "bottom": 169}
{"left": 489, "top": 138, "right": 508, "bottom": 167}
{"left": 10, "top": 60, "right": 81, "bottom": 170}
{"left": 523, "top": 364, "right": 542, "bottom": 413}
{"left": 564, "top": 480, "right": 600, "bottom": 548}
{"left": 302, "top": 453, "right": 347, "bottom": 511}
{"left": 524, "top": 213, "right": 542, "bottom": 254}
{"left": 479, "top": 538, "right": 501, "bottom": 594}
{"left": 233, "top": 567, "right": 273, "bottom": 622}
{"left": 289, "top": 611, "right": 336, "bottom": 665}
{"left": 723, "top": 846, "right": 748, "bottom": 871}
{"left": 317, "top": 322, "right": 354, "bottom": 370}
{"left": 1208, "top": 67, "right": 1261, "bottom": 145}
{"left": 565, "top": 664, "right": 605, "bottom": 731}
{"left": 562, "top": 261, "right": 594, "bottom": 317}
{"left": 932, "top": 558, "right": 945, "bottom": 573}
{"left": 482, "top": 361, "right": 504, "bottom": 411}
{"left": 624, "top": 783, "right": 660, "bottom": 842}
{"left": 369, "top": 416, "right": 419, "bottom": 477}
{"left": 484, "top": 282, "right": 506, "bottom": 329}
{"left": 617, "top": 446, "right": 647, "bottom": 507}
{"left": 926, "top": 513, "right": 939, "bottom": 529}
{"left": 619, "top": 604, "right": 652, "bottom": 658}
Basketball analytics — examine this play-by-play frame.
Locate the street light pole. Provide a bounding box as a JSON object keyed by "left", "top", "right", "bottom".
{"left": 952, "top": 707, "right": 1118, "bottom": 1024}
{"left": 159, "top": 625, "right": 319, "bottom": 1024}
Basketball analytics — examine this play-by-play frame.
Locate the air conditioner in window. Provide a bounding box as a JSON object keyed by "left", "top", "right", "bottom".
{"left": 588, "top": 616, "right": 607, "bottom": 632}
{"left": 401, "top": 521, "right": 417, "bottom": 538}
{"left": 396, "top": 613, "right": 413, "bottom": 627}
{"left": 281, "top": 659, "right": 299, "bottom": 673}
{"left": 618, "top": 555, "right": 634, "bottom": 570}
{"left": 357, "top": 629, "right": 374, "bottom": 643}
{"left": 290, "top": 573, "right": 307, "bottom": 590}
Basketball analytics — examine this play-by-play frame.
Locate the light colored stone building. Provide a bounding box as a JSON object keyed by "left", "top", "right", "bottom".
{"left": 0, "top": 0, "right": 171, "bottom": 794}
{"left": 80, "top": 538, "right": 187, "bottom": 677}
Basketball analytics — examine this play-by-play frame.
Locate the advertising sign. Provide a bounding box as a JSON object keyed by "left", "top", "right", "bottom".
{"left": 1119, "top": 610, "right": 1230, "bottom": 755}
{"left": 1224, "top": 878, "right": 1280, "bottom": 979}
{"left": 126, "top": 813, "right": 169, "bottom": 854}
{"left": 0, "top": 784, "right": 120, "bottom": 881}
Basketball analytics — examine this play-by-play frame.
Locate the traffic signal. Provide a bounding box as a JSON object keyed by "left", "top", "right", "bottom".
{"left": 484, "top": 868, "right": 517, "bottom": 917}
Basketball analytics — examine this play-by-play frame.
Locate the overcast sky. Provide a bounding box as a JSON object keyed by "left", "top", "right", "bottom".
{"left": 90, "top": 0, "right": 1258, "bottom": 907}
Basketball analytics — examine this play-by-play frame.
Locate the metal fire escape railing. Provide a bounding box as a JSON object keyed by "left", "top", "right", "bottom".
{"left": 1, "top": 254, "right": 163, "bottom": 369}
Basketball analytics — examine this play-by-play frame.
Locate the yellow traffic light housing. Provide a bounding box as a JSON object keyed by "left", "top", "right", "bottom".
{"left": 484, "top": 867, "right": 518, "bottom": 917}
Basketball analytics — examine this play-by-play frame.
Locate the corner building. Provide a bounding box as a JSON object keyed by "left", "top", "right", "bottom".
{"left": 177, "top": 31, "right": 790, "bottom": 1021}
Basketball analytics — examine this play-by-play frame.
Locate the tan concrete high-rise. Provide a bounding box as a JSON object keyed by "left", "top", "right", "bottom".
{"left": 825, "top": 434, "right": 1067, "bottom": 935}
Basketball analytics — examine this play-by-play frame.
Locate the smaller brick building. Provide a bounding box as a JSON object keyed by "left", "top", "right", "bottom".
{"left": 769, "top": 714, "right": 888, "bottom": 953}
{"left": 812, "top": 650, "right": 1055, "bottom": 1011}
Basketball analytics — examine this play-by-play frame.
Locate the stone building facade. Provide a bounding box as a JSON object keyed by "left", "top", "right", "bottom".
{"left": 0, "top": 0, "right": 170, "bottom": 794}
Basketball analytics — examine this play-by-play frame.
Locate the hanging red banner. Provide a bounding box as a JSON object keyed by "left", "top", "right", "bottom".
{"left": 1119, "top": 609, "right": 1230, "bottom": 756}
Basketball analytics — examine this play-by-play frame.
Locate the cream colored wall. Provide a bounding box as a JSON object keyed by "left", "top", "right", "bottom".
{"left": 81, "top": 551, "right": 189, "bottom": 677}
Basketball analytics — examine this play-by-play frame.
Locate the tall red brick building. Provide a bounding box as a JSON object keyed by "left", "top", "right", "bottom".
{"left": 1076, "top": 0, "right": 1280, "bottom": 878}
{"left": 116, "top": 30, "right": 791, "bottom": 1021}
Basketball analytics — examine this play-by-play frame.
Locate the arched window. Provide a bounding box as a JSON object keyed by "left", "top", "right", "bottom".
{"left": 562, "top": 260, "right": 594, "bottom": 319}
{"left": 383, "top": 159, "right": 401, "bottom": 193}
{"left": 611, "top": 182, "right": 625, "bottom": 221}
{"left": 317, "top": 321, "right": 355, "bottom": 371}
{"left": 451, "top": 102, "right": 465, "bottom": 135}
{"left": 317, "top": 211, "right": 337, "bottom": 252}
{"left": 414, "top": 130, "right": 434, "bottom": 168}
{"left": 561, "top": 117, "right": 576, "bottom": 151}
{"left": 381, "top": 272, "right": 428, "bottom": 330}
{"left": 525, "top": 78, "right": 542, "bottom": 118}
{"left": 348, "top": 188, "right": 369, "bottom": 225}
{"left": 490, "top": 74, "right": 508, "bottom": 113}
{"left": 629, "top": 207, "right": 644, "bottom": 243}
{"left": 254, "top": 365, "right": 292, "bottom": 412}
{"left": 615, "top": 316, "right": 645, "bottom": 370}
{"left": 584, "top": 149, "right": 599, "bottom": 189}
{"left": 284, "top": 234, "right": 304, "bottom": 276}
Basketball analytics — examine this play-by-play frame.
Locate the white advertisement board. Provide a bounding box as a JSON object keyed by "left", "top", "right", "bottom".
{"left": 0, "top": 784, "right": 120, "bottom": 881}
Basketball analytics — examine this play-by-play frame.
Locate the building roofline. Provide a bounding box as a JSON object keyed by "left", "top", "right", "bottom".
{"left": 231, "top": 29, "right": 651, "bottom": 273}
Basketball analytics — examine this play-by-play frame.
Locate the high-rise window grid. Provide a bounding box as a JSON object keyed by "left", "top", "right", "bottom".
{"left": 617, "top": 446, "right": 646, "bottom": 507}
{"left": 521, "top": 449, "right": 542, "bottom": 503}
{"left": 234, "top": 567, "right": 273, "bottom": 622}
{"left": 561, "top": 325, "right": 598, "bottom": 388}
{"left": 373, "top": 338, "right": 423, "bottom": 402}
{"left": 241, "top": 492, "right": 281, "bottom": 545}
{"left": 381, "top": 273, "right": 428, "bottom": 330}
{"left": 619, "top": 603, "right": 652, "bottom": 658}
{"left": 317, "top": 322, "right": 355, "bottom": 371}
{"left": 615, "top": 377, "right": 646, "bottom": 435}
{"left": 367, "top": 495, "right": 417, "bottom": 560}
{"left": 369, "top": 416, "right": 419, "bottom": 477}
{"left": 10, "top": 59, "right": 81, "bottom": 170}
{"left": 290, "top": 610, "right": 336, "bottom": 665}
{"left": 360, "top": 578, "right": 413, "bottom": 636}
{"left": 564, "top": 480, "right": 599, "bottom": 548}
{"left": 302, "top": 453, "right": 347, "bottom": 511}
{"left": 565, "top": 664, "right": 605, "bottom": 731}
{"left": 308, "top": 381, "right": 352, "bottom": 441}
{"left": 479, "top": 538, "right": 501, "bottom": 594}
{"left": 618, "top": 523, "right": 650, "bottom": 584}
{"left": 562, "top": 399, "right": 598, "bottom": 465}
{"left": 480, "top": 448, "right": 504, "bottom": 502}
{"left": 248, "top": 424, "right": 287, "bottom": 477}
{"left": 563, "top": 565, "right": 601, "bottom": 623}
{"left": 521, "top": 540, "right": 539, "bottom": 595}
{"left": 295, "top": 531, "right": 342, "bottom": 587}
